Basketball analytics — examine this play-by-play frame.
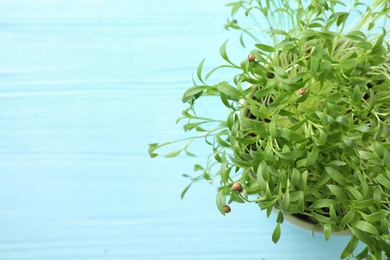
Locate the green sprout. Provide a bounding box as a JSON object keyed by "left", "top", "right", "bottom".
{"left": 149, "top": 0, "right": 390, "bottom": 258}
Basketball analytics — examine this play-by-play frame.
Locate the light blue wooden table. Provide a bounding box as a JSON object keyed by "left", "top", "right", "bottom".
{"left": 0, "top": 1, "right": 356, "bottom": 259}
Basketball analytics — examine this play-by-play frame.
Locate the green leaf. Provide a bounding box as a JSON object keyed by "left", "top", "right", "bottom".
{"left": 342, "top": 136, "right": 354, "bottom": 149}
{"left": 376, "top": 174, "right": 390, "bottom": 189}
{"left": 297, "top": 191, "right": 305, "bottom": 211}
{"left": 220, "top": 161, "right": 229, "bottom": 184}
{"left": 257, "top": 160, "right": 269, "bottom": 182}
{"left": 205, "top": 64, "right": 235, "bottom": 80}
{"left": 355, "top": 41, "right": 372, "bottom": 50}
{"left": 373, "top": 28, "right": 385, "bottom": 50}
{"left": 310, "top": 199, "right": 336, "bottom": 209}
{"left": 182, "top": 85, "right": 208, "bottom": 103}
{"left": 274, "top": 40, "right": 293, "bottom": 51}
{"left": 274, "top": 66, "right": 288, "bottom": 78}
{"left": 326, "top": 102, "right": 347, "bottom": 117}
{"left": 255, "top": 43, "right": 275, "bottom": 52}
{"left": 324, "top": 222, "right": 331, "bottom": 240}
{"left": 354, "top": 247, "right": 368, "bottom": 259}
{"left": 341, "top": 235, "right": 359, "bottom": 259}
{"left": 352, "top": 85, "right": 363, "bottom": 104}
{"left": 340, "top": 59, "right": 357, "bottom": 69}
{"left": 272, "top": 223, "right": 281, "bottom": 244}
{"left": 305, "top": 113, "right": 321, "bottom": 124}
{"left": 314, "top": 170, "right": 331, "bottom": 189}
{"left": 361, "top": 210, "right": 388, "bottom": 223}
{"left": 301, "top": 29, "right": 318, "bottom": 41}
{"left": 183, "top": 121, "right": 205, "bottom": 131}
{"left": 372, "top": 141, "right": 385, "bottom": 159}
{"left": 373, "top": 186, "right": 381, "bottom": 207}
{"left": 325, "top": 167, "right": 346, "bottom": 185}
{"left": 248, "top": 120, "right": 267, "bottom": 137}
{"left": 269, "top": 119, "right": 279, "bottom": 138}
{"left": 288, "top": 119, "right": 306, "bottom": 131}
{"left": 254, "top": 86, "right": 273, "bottom": 99}
{"left": 164, "top": 146, "right": 185, "bottom": 158}
{"left": 349, "top": 228, "right": 375, "bottom": 245}
{"left": 185, "top": 149, "right": 196, "bottom": 157}
{"left": 240, "top": 59, "right": 250, "bottom": 74}
{"left": 219, "top": 40, "right": 236, "bottom": 66}
{"left": 148, "top": 143, "right": 159, "bottom": 158}
{"left": 315, "top": 129, "right": 327, "bottom": 146}
{"left": 295, "top": 89, "right": 310, "bottom": 103}
{"left": 196, "top": 58, "right": 206, "bottom": 84}
{"left": 378, "top": 240, "right": 390, "bottom": 257}
{"left": 229, "top": 192, "right": 245, "bottom": 203}
{"left": 355, "top": 170, "right": 369, "bottom": 197}
{"left": 282, "top": 128, "right": 306, "bottom": 143}
{"left": 318, "top": 32, "right": 336, "bottom": 40}
{"left": 328, "top": 160, "right": 346, "bottom": 166}
{"left": 219, "top": 92, "right": 232, "bottom": 108}
{"left": 345, "top": 31, "right": 366, "bottom": 41}
{"left": 353, "top": 199, "right": 374, "bottom": 210}
{"left": 281, "top": 189, "right": 290, "bottom": 212}
{"left": 319, "top": 60, "right": 332, "bottom": 72}
{"left": 327, "top": 184, "right": 348, "bottom": 203}
{"left": 305, "top": 146, "right": 319, "bottom": 166}
{"left": 367, "top": 89, "right": 376, "bottom": 113}
{"left": 308, "top": 22, "right": 324, "bottom": 28}
{"left": 340, "top": 209, "right": 355, "bottom": 227}
{"left": 216, "top": 133, "right": 230, "bottom": 148}
{"left": 234, "top": 136, "right": 257, "bottom": 144}
{"left": 345, "top": 186, "right": 363, "bottom": 201}
{"left": 227, "top": 111, "right": 236, "bottom": 130}
{"left": 309, "top": 56, "right": 319, "bottom": 73}
{"left": 229, "top": 155, "right": 252, "bottom": 168}
{"left": 181, "top": 183, "right": 192, "bottom": 199}
{"left": 355, "top": 221, "right": 379, "bottom": 236}
{"left": 216, "top": 190, "right": 227, "bottom": 215}
{"left": 258, "top": 197, "right": 278, "bottom": 209}
{"left": 245, "top": 179, "right": 262, "bottom": 194}
{"left": 381, "top": 218, "right": 389, "bottom": 235}
{"left": 300, "top": 170, "right": 308, "bottom": 191}
{"left": 278, "top": 109, "right": 296, "bottom": 117}
{"left": 274, "top": 150, "right": 303, "bottom": 161}
{"left": 312, "top": 212, "right": 330, "bottom": 223}
{"left": 217, "top": 81, "right": 241, "bottom": 97}
{"left": 291, "top": 168, "right": 301, "bottom": 187}
{"left": 226, "top": 1, "right": 243, "bottom": 15}
{"left": 269, "top": 29, "right": 290, "bottom": 37}
{"left": 249, "top": 105, "right": 270, "bottom": 119}
{"left": 336, "top": 12, "right": 349, "bottom": 26}
{"left": 270, "top": 93, "right": 293, "bottom": 109}
{"left": 276, "top": 211, "right": 284, "bottom": 224}
{"left": 265, "top": 182, "right": 274, "bottom": 200}
{"left": 284, "top": 44, "right": 300, "bottom": 57}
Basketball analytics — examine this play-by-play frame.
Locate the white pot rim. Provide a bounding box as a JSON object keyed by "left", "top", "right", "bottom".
{"left": 273, "top": 209, "right": 351, "bottom": 236}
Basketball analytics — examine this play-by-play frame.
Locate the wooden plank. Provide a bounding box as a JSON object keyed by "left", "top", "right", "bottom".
{"left": 0, "top": 0, "right": 356, "bottom": 259}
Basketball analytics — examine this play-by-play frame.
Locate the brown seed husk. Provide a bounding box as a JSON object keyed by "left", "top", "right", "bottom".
{"left": 248, "top": 53, "right": 255, "bottom": 62}
{"left": 231, "top": 182, "right": 243, "bottom": 192}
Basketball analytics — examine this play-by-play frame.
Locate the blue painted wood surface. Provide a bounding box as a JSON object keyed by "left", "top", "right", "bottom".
{"left": 0, "top": 1, "right": 355, "bottom": 259}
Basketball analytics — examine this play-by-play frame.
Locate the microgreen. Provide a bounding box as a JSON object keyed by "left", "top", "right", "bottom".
{"left": 149, "top": 0, "right": 390, "bottom": 258}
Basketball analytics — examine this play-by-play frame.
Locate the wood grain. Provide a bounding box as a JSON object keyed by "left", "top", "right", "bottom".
{"left": 0, "top": 1, "right": 355, "bottom": 259}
